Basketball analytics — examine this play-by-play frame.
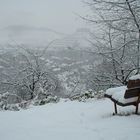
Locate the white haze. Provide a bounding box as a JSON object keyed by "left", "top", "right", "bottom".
{"left": 0, "top": 0, "right": 90, "bottom": 45}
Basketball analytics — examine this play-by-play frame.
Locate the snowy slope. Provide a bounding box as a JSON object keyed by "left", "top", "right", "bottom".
{"left": 0, "top": 99, "right": 140, "bottom": 140}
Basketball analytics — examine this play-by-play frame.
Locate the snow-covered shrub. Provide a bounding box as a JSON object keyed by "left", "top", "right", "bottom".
{"left": 18, "top": 101, "right": 32, "bottom": 109}
{"left": 0, "top": 92, "right": 23, "bottom": 111}
{"left": 33, "top": 94, "right": 59, "bottom": 106}
{"left": 0, "top": 92, "right": 22, "bottom": 104}
{"left": 0, "top": 87, "right": 60, "bottom": 111}
{"left": 32, "top": 86, "right": 60, "bottom": 105}
{"left": 70, "top": 90, "right": 94, "bottom": 101}
{"left": 0, "top": 100, "right": 21, "bottom": 111}
{"left": 93, "top": 90, "right": 105, "bottom": 99}
{"left": 39, "top": 95, "right": 59, "bottom": 105}
{"left": 70, "top": 90, "right": 105, "bottom": 101}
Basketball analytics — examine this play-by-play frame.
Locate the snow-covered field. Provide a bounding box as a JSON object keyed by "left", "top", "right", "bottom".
{"left": 0, "top": 99, "right": 140, "bottom": 140}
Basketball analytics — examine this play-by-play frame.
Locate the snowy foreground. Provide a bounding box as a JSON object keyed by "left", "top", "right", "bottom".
{"left": 0, "top": 99, "right": 140, "bottom": 140}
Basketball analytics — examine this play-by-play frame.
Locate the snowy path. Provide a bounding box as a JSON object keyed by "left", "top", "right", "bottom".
{"left": 0, "top": 99, "right": 140, "bottom": 140}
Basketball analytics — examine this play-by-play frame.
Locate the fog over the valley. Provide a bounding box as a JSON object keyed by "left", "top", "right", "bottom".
{"left": 0, "top": 0, "right": 90, "bottom": 45}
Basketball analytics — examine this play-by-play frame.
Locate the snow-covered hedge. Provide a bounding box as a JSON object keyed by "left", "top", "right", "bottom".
{"left": 70, "top": 90, "right": 105, "bottom": 101}
{"left": 34, "top": 94, "right": 59, "bottom": 106}
{"left": 0, "top": 92, "right": 60, "bottom": 111}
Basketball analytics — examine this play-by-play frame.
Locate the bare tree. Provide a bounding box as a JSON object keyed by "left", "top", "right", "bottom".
{"left": 0, "top": 43, "right": 61, "bottom": 102}
{"left": 83, "top": 0, "right": 140, "bottom": 89}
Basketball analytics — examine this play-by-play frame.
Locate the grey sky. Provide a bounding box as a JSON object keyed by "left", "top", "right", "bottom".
{"left": 0, "top": 0, "right": 89, "bottom": 34}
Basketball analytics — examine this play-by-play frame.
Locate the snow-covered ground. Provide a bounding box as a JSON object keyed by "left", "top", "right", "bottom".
{"left": 0, "top": 99, "right": 140, "bottom": 140}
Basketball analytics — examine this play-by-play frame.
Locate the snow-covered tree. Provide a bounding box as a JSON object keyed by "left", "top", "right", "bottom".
{"left": 0, "top": 44, "right": 62, "bottom": 106}
{"left": 84, "top": 0, "right": 140, "bottom": 89}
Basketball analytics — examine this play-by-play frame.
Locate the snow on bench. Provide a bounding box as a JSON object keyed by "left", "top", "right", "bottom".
{"left": 105, "top": 75, "right": 140, "bottom": 115}
{"left": 129, "top": 74, "right": 140, "bottom": 80}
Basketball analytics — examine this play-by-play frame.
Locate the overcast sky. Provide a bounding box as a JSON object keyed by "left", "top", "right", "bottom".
{"left": 0, "top": 0, "right": 89, "bottom": 34}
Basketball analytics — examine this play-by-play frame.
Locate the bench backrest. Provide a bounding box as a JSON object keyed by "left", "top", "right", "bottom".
{"left": 124, "top": 79, "right": 140, "bottom": 99}
{"left": 127, "top": 79, "right": 140, "bottom": 88}
{"left": 124, "top": 87, "right": 140, "bottom": 98}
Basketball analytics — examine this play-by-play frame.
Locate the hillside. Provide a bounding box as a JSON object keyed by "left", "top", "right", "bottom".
{"left": 0, "top": 99, "right": 140, "bottom": 140}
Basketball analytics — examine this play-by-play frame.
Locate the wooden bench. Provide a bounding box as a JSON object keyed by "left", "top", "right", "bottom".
{"left": 105, "top": 76, "right": 140, "bottom": 115}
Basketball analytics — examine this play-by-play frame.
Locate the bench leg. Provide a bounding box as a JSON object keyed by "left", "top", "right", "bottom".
{"left": 135, "top": 104, "right": 139, "bottom": 114}
{"left": 135, "top": 95, "right": 140, "bottom": 114}
{"left": 114, "top": 102, "right": 118, "bottom": 114}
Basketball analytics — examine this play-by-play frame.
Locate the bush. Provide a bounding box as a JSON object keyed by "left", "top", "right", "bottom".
{"left": 70, "top": 90, "right": 105, "bottom": 101}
